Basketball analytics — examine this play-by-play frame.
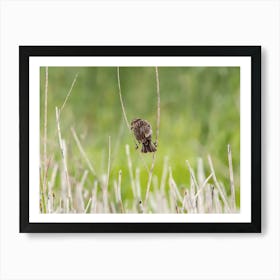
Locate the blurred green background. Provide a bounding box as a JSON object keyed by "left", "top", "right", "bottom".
{"left": 40, "top": 66, "right": 240, "bottom": 207}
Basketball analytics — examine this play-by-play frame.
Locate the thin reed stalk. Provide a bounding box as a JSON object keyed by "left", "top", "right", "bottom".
{"left": 208, "top": 155, "right": 231, "bottom": 213}
{"left": 213, "top": 188, "right": 222, "bottom": 213}
{"left": 186, "top": 160, "right": 201, "bottom": 212}
{"left": 144, "top": 67, "right": 161, "bottom": 208}
{"left": 194, "top": 173, "right": 213, "bottom": 200}
{"left": 105, "top": 136, "right": 111, "bottom": 192}
{"left": 205, "top": 184, "right": 214, "bottom": 213}
{"left": 186, "top": 160, "right": 199, "bottom": 192}
{"left": 55, "top": 107, "right": 72, "bottom": 208}
{"left": 182, "top": 190, "right": 191, "bottom": 213}
{"left": 135, "top": 168, "right": 141, "bottom": 200}
{"left": 102, "top": 136, "right": 111, "bottom": 213}
{"left": 52, "top": 73, "right": 79, "bottom": 211}
{"left": 84, "top": 198, "right": 92, "bottom": 213}
{"left": 48, "top": 163, "right": 58, "bottom": 194}
{"left": 144, "top": 153, "right": 156, "bottom": 209}
{"left": 60, "top": 73, "right": 79, "bottom": 113}
{"left": 189, "top": 176, "right": 198, "bottom": 213}
{"left": 91, "top": 181, "right": 98, "bottom": 213}
{"left": 42, "top": 157, "right": 52, "bottom": 211}
{"left": 71, "top": 127, "right": 98, "bottom": 178}
{"left": 102, "top": 175, "right": 109, "bottom": 213}
{"left": 47, "top": 162, "right": 58, "bottom": 213}
{"left": 197, "top": 157, "right": 205, "bottom": 185}
{"left": 75, "top": 170, "right": 88, "bottom": 212}
{"left": 39, "top": 168, "right": 47, "bottom": 213}
{"left": 169, "top": 167, "right": 183, "bottom": 203}
{"left": 117, "top": 170, "right": 124, "bottom": 213}
{"left": 110, "top": 202, "right": 117, "bottom": 213}
{"left": 117, "top": 67, "right": 130, "bottom": 129}
{"left": 125, "top": 145, "right": 136, "bottom": 198}
{"left": 155, "top": 66, "right": 160, "bottom": 145}
{"left": 160, "top": 156, "right": 168, "bottom": 193}
{"left": 116, "top": 67, "right": 149, "bottom": 172}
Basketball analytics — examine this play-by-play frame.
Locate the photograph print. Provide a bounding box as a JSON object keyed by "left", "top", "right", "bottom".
{"left": 20, "top": 46, "right": 261, "bottom": 232}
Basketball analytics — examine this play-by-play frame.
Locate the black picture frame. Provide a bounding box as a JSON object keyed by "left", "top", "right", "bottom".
{"left": 19, "top": 46, "right": 261, "bottom": 233}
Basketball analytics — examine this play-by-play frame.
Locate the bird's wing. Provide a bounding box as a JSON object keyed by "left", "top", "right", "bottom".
{"left": 144, "top": 126, "right": 152, "bottom": 138}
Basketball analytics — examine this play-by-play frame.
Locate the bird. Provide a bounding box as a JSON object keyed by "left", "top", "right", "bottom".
{"left": 130, "top": 118, "right": 157, "bottom": 153}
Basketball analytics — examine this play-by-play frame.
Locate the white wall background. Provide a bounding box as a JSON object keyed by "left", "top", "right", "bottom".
{"left": 0, "top": 0, "right": 279, "bottom": 279}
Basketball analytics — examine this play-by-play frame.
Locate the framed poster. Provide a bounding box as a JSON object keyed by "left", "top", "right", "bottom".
{"left": 19, "top": 46, "right": 261, "bottom": 233}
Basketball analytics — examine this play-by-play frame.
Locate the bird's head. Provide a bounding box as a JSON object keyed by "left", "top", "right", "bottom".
{"left": 130, "top": 118, "right": 141, "bottom": 130}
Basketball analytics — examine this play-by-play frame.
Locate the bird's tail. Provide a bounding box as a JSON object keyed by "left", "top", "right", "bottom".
{"left": 141, "top": 141, "right": 157, "bottom": 153}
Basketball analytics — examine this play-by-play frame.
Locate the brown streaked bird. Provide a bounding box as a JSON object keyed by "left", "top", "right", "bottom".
{"left": 130, "top": 118, "right": 157, "bottom": 153}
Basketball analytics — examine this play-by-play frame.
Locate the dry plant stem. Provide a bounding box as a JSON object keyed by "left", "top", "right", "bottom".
{"left": 84, "top": 198, "right": 92, "bottom": 213}
{"left": 110, "top": 202, "right": 117, "bottom": 213}
{"left": 102, "top": 177, "right": 109, "bottom": 213}
{"left": 60, "top": 73, "right": 79, "bottom": 113}
{"left": 227, "top": 144, "right": 236, "bottom": 211}
{"left": 58, "top": 198, "right": 62, "bottom": 212}
{"left": 39, "top": 169, "right": 47, "bottom": 213}
{"left": 194, "top": 173, "right": 213, "bottom": 199}
{"left": 213, "top": 188, "right": 222, "bottom": 213}
{"left": 186, "top": 160, "right": 200, "bottom": 212}
{"left": 149, "top": 193, "right": 157, "bottom": 212}
{"left": 42, "top": 157, "right": 52, "bottom": 209}
{"left": 71, "top": 127, "right": 98, "bottom": 179}
{"left": 186, "top": 160, "right": 200, "bottom": 192}
{"left": 43, "top": 67, "right": 48, "bottom": 194}
{"left": 144, "top": 153, "right": 156, "bottom": 209}
{"left": 155, "top": 66, "right": 160, "bottom": 144}
{"left": 76, "top": 170, "right": 88, "bottom": 212}
{"left": 106, "top": 136, "right": 111, "bottom": 188}
{"left": 117, "top": 170, "right": 124, "bottom": 213}
{"left": 125, "top": 145, "right": 136, "bottom": 198}
{"left": 117, "top": 67, "right": 130, "bottom": 129}
{"left": 196, "top": 158, "right": 205, "bottom": 213}
{"left": 219, "top": 182, "right": 228, "bottom": 201}
{"left": 143, "top": 67, "right": 161, "bottom": 209}
{"left": 207, "top": 155, "right": 231, "bottom": 213}
{"left": 182, "top": 190, "right": 190, "bottom": 213}
{"left": 91, "top": 181, "right": 98, "bottom": 213}
{"left": 55, "top": 107, "right": 72, "bottom": 205}
{"left": 135, "top": 168, "right": 141, "bottom": 200}
{"left": 205, "top": 184, "right": 214, "bottom": 213}
{"left": 197, "top": 158, "right": 205, "bottom": 185}
{"left": 169, "top": 188, "right": 176, "bottom": 213}
{"left": 48, "top": 163, "right": 58, "bottom": 193}
{"left": 104, "top": 136, "right": 111, "bottom": 198}
{"left": 66, "top": 197, "right": 70, "bottom": 213}
{"left": 47, "top": 163, "right": 58, "bottom": 213}
{"left": 169, "top": 167, "right": 183, "bottom": 203}
{"left": 113, "top": 180, "right": 118, "bottom": 203}
{"left": 100, "top": 137, "right": 111, "bottom": 213}
{"left": 116, "top": 67, "right": 149, "bottom": 172}
{"left": 44, "top": 158, "right": 53, "bottom": 212}
{"left": 160, "top": 156, "right": 168, "bottom": 193}
{"left": 190, "top": 181, "right": 198, "bottom": 213}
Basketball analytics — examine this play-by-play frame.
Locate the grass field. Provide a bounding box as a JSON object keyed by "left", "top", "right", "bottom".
{"left": 39, "top": 66, "right": 240, "bottom": 213}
